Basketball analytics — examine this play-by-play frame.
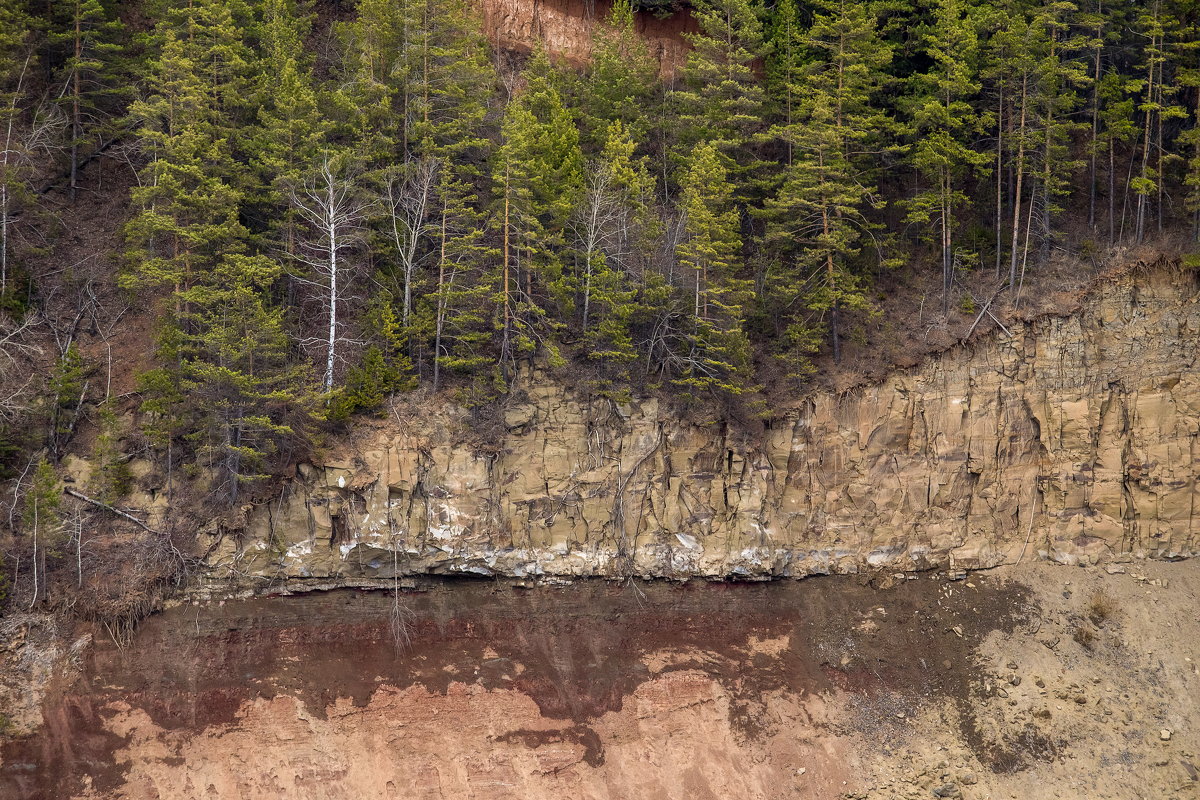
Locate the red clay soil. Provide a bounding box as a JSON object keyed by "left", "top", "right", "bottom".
{"left": 0, "top": 573, "right": 1031, "bottom": 799}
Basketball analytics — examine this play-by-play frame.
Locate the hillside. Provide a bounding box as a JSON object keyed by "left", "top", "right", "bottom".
{"left": 0, "top": 0, "right": 1199, "bottom": 797}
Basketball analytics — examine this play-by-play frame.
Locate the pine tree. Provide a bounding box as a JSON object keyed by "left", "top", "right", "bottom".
{"left": 1028, "top": 1, "right": 1090, "bottom": 273}
{"left": 1078, "top": 0, "right": 1133, "bottom": 233}
{"left": 174, "top": 0, "right": 258, "bottom": 143}
{"left": 123, "top": 28, "right": 245, "bottom": 302}
{"left": 404, "top": 0, "right": 495, "bottom": 164}
{"left": 1095, "top": 69, "right": 1139, "bottom": 244}
{"left": 764, "top": 0, "right": 805, "bottom": 168}
{"left": 334, "top": 0, "right": 415, "bottom": 166}
{"left": 493, "top": 49, "right": 583, "bottom": 373}
{"left": 582, "top": 0, "right": 658, "bottom": 149}
{"left": 22, "top": 456, "right": 61, "bottom": 604}
{"left": 905, "top": 0, "right": 990, "bottom": 313}
{"left": 176, "top": 253, "right": 318, "bottom": 502}
{"left": 760, "top": 0, "right": 891, "bottom": 364}
{"left": 245, "top": 0, "right": 325, "bottom": 246}
{"left": 1178, "top": 50, "right": 1200, "bottom": 239}
{"left": 0, "top": 0, "right": 34, "bottom": 300}
{"left": 1131, "top": 0, "right": 1187, "bottom": 242}
{"left": 366, "top": 0, "right": 499, "bottom": 391}
{"left": 426, "top": 201, "right": 497, "bottom": 392}
{"left": 46, "top": 343, "right": 88, "bottom": 459}
{"left": 124, "top": 3, "right": 317, "bottom": 504}
{"left": 333, "top": 0, "right": 494, "bottom": 386}
{"left": 985, "top": 0, "right": 1088, "bottom": 290}
{"left": 982, "top": 0, "right": 1031, "bottom": 280}
{"left": 671, "top": 0, "right": 767, "bottom": 190}
{"left": 47, "top": 0, "right": 128, "bottom": 203}
{"left": 673, "top": 142, "right": 752, "bottom": 396}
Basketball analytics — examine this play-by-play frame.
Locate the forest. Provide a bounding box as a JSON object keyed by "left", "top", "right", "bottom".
{"left": 1, "top": 0, "right": 1199, "bottom": 513}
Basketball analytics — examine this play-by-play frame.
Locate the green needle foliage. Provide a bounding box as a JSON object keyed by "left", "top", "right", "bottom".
{"left": 674, "top": 142, "right": 753, "bottom": 397}
{"left": 3, "top": 0, "right": 1200, "bottom": 495}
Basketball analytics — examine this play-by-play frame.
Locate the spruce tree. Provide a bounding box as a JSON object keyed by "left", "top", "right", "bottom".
{"left": 760, "top": 0, "right": 891, "bottom": 365}
{"left": 493, "top": 49, "right": 582, "bottom": 373}
{"left": 673, "top": 142, "right": 752, "bottom": 396}
{"left": 905, "top": 0, "right": 990, "bottom": 313}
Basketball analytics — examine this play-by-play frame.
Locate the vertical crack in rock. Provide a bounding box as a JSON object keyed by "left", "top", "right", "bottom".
{"left": 199, "top": 261, "right": 1200, "bottom": 588}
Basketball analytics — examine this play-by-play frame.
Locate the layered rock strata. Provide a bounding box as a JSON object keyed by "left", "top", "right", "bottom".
{"left": 200, "top": 262, "right": 1200, "bottom": 587}
{"left": 477, "top": 0, "right": 697, "bottom": 75}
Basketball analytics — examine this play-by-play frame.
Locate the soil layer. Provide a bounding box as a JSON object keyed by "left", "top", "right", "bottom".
{"left": 2, "top": 561, "right": 1198, "bottom": 799}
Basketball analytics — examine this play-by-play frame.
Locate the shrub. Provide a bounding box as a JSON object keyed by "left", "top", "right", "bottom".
{"left": 327, "top": 346, "right": 417, "bottom": 422}
{"left": 1087, "top": 589, "right": 1116, "bottom": 626}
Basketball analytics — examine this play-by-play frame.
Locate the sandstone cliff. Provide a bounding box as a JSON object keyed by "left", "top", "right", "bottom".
{"left": 477, "top": 0, "right": 696, "bottom": 74}
{"left": 194, "top": 259, "right": 1200, "bottom": 589}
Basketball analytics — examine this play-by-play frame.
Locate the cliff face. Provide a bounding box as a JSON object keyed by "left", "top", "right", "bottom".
{"left": 198, "top": 260, "right": 1200, "bottom": 589}
{"left": 477, "top": 0, "right": 696, "bottom": 74}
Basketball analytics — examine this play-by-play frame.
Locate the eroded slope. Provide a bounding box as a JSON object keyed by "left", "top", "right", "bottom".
{"left": 3, "top": 561, "right": 1198, "bottom": 799}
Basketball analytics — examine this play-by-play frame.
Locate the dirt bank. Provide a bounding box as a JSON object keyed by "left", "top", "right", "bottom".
{"left": 3, "top": 559, "right": 1199, "bottom": 799}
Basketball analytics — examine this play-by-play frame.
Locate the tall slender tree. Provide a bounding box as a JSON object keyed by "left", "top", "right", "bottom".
{"left": 0, "top": 0, "right": 34, "bottom": 300}
{"left": 905, "top": 0, "right": 990, "bottom": 312}
{"left": 672, "top": 0, "right": 767, "bottom": 193}
{"left": 493, "top": 49, "right": 582, "bottom": 373}
{"left": 48, "top": 0, "right": 128, "bottom": 203}
{"left": 288, "top": 154, "right": 369, "bottom": 394}
{"left": 1132, "top": 0, "right": 1187, "bottom": 242}
{"left": 760, "top": 0, "right": 891, "bottom": 363}
{"left": 245, "top": 0, "right": 325, "bottom": 248}
{"left": 673, "top": 142, "right": 752, "bottom": 395}
{"left": 572, "top": 121, "right": 658, "bottom": 387}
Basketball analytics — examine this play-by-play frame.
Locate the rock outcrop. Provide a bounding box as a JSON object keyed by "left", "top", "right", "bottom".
{"left": 477, "top": 0, "right": 696, "bottom": 75}
{"left": 198, "top": 260, "right": 1200, "bottom": 588}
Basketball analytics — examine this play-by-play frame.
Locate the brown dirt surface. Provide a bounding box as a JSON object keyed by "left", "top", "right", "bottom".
{"left": 803, "top": 236, "right": 1189, "bottom": 397}
{"left": 3, "top": 559, "right": 1199, "bottom": 799}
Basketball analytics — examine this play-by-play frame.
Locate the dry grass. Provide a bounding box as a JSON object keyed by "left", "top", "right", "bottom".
{"left": 1087, "top": 589, "right": 1117, "bottom": 627}
{"left": 1073, "top": 624, "right": 1097, "bottom": 651}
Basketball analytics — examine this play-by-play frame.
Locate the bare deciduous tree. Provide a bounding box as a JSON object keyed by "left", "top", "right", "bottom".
{"left": 0, "top": 309, "right": 39, "bottom": 425}
{"left": 570, "top": 163, "right": 627, "bottom": 331}
{"left": 1, "top": 57, "right": 65, "bottom": 296}
{"left": 289, "top": 154, "right": 369, "bottom": 393}
{"left": 381, "top": 157, "right": 439, "bottom": 327}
